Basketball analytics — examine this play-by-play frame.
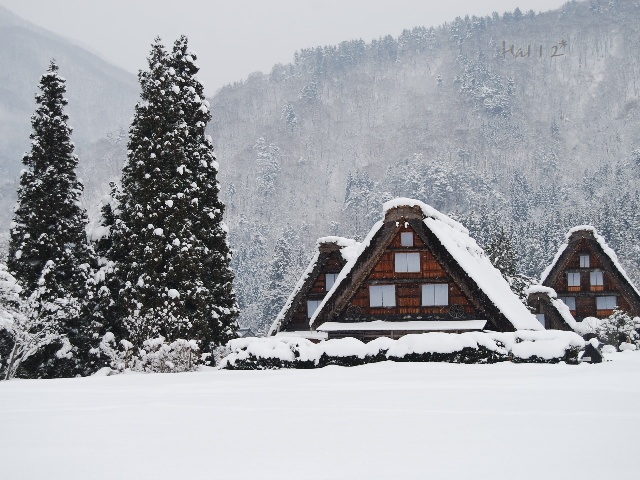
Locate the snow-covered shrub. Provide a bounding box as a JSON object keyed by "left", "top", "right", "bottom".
{"left": 220, "top": 331, "right": 585, "bottom": 370}
{"left": 136, "top": 337, "right": 200, "bottom": 373}
{"left": 595, "top": 310, "right": 640, "bottom": 350}
{"left": 0, "top": 265, "right": 63, "bottom": 380}
{"left": 95, "top": 333, "right": 200, "bottom": 373}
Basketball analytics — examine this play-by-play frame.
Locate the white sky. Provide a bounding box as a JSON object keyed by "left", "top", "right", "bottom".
{"left": 0, "top": 0, "right": 567, "bottom": 95}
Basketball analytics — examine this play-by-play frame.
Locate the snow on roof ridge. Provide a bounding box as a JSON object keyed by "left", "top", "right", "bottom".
{"left": 525, "top": 285, "right": 557, "bottom": 298}
{"left": 316, "top": 236, "right": 358, "bottom": 247}
{"left": 566, "top": 225, "right": 597, "bottom": 238}
{"left": 382, "top": 198, "right": 468, "bottom": 234}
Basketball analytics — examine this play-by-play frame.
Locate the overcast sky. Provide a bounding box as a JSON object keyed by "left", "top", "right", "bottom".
{"left": 1, "top": 0, "right": 567, "bottom": 95}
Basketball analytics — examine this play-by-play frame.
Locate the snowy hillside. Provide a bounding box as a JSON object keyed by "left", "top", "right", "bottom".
{"left": 1, "top": 353, "right": 639, "bottom": 479}
{"left": 205, "top": 1, "right": 640, "bottom": 332}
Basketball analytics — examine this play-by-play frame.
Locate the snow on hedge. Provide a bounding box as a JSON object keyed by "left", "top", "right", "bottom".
{"left": 220, "top": 331, "right": 585, "bottom": 369}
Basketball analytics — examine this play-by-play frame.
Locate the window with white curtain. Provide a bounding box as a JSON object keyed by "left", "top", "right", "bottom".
{"left": 395, "top": 252, "right": 420, "bottom": 272}
{"left": 596, "top": 296, "right": 616, "bottom": 310}
{"left": 590, "top": 270, "right": 603, "bottom": 286}
{"left": 422, "top": 284, "right": 449, "bottom": 306}
{"left": 369, "top": 285, "right": 396, "bottom": 307}
{"left": 567, "top": 272, "right": 581, "bottom": 287}
{"left": 580, "top": 254, "right": 590, "bottom": 268}
{"left": 401, "top": 232, "right": 414, "bottom": 247}
{"left": 325, "top": 273, "right": 338, "bottom": 291}
{"left": 558, "top": 296, "right": 576, "bottom": 310}
{"left": 307, "top": 300, "right": 322, "bottom": 318}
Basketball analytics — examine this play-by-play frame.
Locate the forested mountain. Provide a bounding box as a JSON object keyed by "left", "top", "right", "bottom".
{"left": 0, "top": 6, "right": 137, "bottom": 230}
{"left": 208, "top": 0, "right": 640, "bottom": 332}
{"left": 1, "top": 2, "right": 639, "bottom": 335}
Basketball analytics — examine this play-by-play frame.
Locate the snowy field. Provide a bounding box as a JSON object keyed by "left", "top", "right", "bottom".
{"left": 1, "top": 354, "right": 639, "bottom": 480}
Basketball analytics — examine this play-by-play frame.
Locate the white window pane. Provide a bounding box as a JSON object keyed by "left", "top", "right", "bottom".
{"left": 434, "top": 284, "right": 449, "bottom": 305}
{"left": 422, "top": 284, "right": 448, "bottom": 306}
{"left": 590, "top": 271, "right": 603, "bottom": 286}
{"left": 307, "top": 300, "right": 321, "bottom": 318}
{"left": 382, "top": 285, "right": 396, "bottom": 307}
{"left": 401, "top": 232, "right": 414, "bottom": 247}
{"left": 580, "top": 255, "right": 590, "bottom": 268}
{"left": 406, "top": 252, "right": 420, "bottom": 272}
{"left": 395, "top": 253, "right": 407, "bottom": 272}
{"left": 326, "top": 273, "right": 338, "bottom": 291}
{"left": 596, "top": 296, "right": 616, "bottom": 310}
{"left": 370, "top": 286, "right": 383, "bottom": 307}
{"left": 422, "top": 284, "right": 435, "bottom": 306}
{"left": 567, "top": 272, "right": 580, "bottom": 286}
{"left": 535, "top": 314, "right": 546, "bottom": 327}
{"left": 559, "top": 297, "right": 576, "bottom": 310}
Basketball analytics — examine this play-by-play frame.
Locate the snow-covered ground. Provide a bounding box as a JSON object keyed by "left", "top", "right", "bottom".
{"left": 1, "top": 353, "right": 639, "bottom": 480}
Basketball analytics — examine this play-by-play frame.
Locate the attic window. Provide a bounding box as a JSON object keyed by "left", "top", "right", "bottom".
{"left": 558, "top": 296, "right": 576, "bottom": 311}
{"left": 579, "top": 254, "right": 590, "bottom": 268}
{"left": 535, "top": 314, "right": 546, "bottom": 327}
{"left": 400, "top": 232, "right": 414, "bottom": 247}
{"left": 567, "top": 272, "right": 581, "bottom": 289}
{"left": 307, "top": 300, "right": 322, "bottom": 318}
{"left": 596, "top": 296, "right": 616, "bottom": 311}
{"left": 590, "top": 270, "right": 604, "bottom": 290}
{"left": 395, "top": 252, "right": 420, "bottom": 272}
{"left": 422, "top": 283, "right": 448, "bottom": 306}
{"left": 370, "top": 285, "right": 396, "bottom": 307}
{"left": 325, "top": 273, "right": 338, "bottom": 291}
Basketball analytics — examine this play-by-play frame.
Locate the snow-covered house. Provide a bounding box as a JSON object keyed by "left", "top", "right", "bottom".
{"left": 268, "top": 237, "right": 359, "bottom": 338}
{"left": 537, "top": 226, "right": 640, "bottom": 323}
{"left": 306, "top": 199, "right": 542, "bottom": 341}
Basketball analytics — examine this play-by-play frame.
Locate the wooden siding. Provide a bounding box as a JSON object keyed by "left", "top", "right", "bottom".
{"left": 283, "top": 250, "right": 346, "bottom": 332}
{"left": 548, "top": 237, "right": 634, "bottom": 320}
{"left": 339, "top": 226, "right": 479, "bottom": 321}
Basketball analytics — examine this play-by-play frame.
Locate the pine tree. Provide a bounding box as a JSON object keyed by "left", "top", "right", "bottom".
{"left": 7, "top": 62, "right": 97, "bottom": 378}
{"left": 108, "top": 37, "right": 238, "bottom": 356}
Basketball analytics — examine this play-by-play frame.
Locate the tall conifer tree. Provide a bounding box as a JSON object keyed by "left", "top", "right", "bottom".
{"left": 7, "top": 62, "right": 96, "bottom": 378}
{"left": 108, "top": 37, "right": 238, "bottom": 354}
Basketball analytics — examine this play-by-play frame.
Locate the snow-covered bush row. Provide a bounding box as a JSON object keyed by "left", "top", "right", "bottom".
{"left": 96, "top": 333, "right": 200, "bottom": 373}
{"left": 219, "top": 331, "right": 585, "bottom": 370}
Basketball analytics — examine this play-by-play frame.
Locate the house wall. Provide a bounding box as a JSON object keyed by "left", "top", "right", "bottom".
{"left": 339, "top": 226, "right": 479, "bottom": 321}
{"left": 283, "top": 250, "right": 345, "bottom": 332}
{"left": 548, "top": 238, "right": 633, "bottom": 320}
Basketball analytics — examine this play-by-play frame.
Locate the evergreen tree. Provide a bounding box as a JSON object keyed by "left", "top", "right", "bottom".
{"left": 485, "top": 227, "right": 516, "bottom": 279}
{"left": 7, "top": 62, "right": 97, "bottom": 378}
{"left": 108, "top": 37, "right": 238, "bottom": 355}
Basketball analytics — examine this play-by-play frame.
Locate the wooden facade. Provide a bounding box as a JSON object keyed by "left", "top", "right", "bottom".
{"left": 310, "top": 203, "right": 538, "bottom": 338}
{"left": 526, "top": 290, "right": 571, "bottom": 331}
{"left": 540, "top": 228, "right": 640, "bottom": 321}
{"left": 269, "top": 239, "right": 351, "bottom": 335}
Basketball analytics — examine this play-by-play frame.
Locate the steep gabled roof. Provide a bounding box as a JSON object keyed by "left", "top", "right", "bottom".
{"left": 310, "top": 198, "right": 543, "bottom": 332}
{"left": 267, "top": 236, "right": 358, "bottom": 336}
{"left": 540, "top": 226, "right": 640, "bottom": 310}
